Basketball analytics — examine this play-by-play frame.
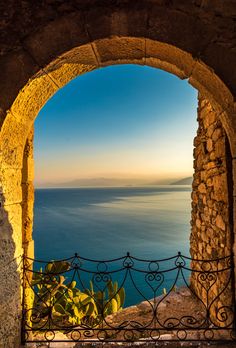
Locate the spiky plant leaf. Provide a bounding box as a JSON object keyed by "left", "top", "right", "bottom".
{"left": 118, "top": 287, "right": 125, "bottom": 308}
{"left": 54, "top": 303, "right": 66, "bottom": 315}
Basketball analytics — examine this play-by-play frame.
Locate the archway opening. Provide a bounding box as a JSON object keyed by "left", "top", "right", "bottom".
{"left": 33, "top": 64, "right": 198, "bottom": 262}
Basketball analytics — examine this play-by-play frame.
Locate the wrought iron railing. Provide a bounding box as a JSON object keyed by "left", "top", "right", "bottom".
{"left": 21, "top": 252, "right": 236, "bottom": 344}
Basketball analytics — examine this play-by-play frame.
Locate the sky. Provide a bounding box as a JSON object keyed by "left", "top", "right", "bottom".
{"left": 34, "top": 65, "right": 198, "bottom": 187}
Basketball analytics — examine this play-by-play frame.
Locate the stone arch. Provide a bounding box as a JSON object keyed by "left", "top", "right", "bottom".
{"left": 0, "top": 3, "right": 236, "bottom": 347}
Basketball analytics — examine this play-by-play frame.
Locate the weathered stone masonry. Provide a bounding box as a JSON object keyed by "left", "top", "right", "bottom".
{"left": 190, "top": 96, "right": 234, "bottom": 322}
{"left": 191, "top": 96, "right": 232, "bottom": 261}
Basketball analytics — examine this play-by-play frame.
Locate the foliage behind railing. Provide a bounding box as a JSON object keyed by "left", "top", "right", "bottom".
{"left": 32, "top": 260, "right": 125, "bottom": 326}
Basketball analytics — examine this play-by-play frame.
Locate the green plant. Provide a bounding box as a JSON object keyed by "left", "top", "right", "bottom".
{"left": 103, "top": 280, "right": 125, "bottom": 316}
{"left": 32, "top": 261, "right": 125, "bottom": 326}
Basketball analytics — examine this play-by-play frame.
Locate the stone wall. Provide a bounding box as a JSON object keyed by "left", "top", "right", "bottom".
{"left": 191, "top": 95, "right": 232, "bottom": 260}
{"left": 0, "top": 129, "right": 34, "bottom": 348}
{"left": 190, "top": 95, "right": 234, "bottom": 325}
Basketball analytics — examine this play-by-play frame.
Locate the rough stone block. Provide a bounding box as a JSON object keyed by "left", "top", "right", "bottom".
{"left": 10, "top": 71, "right": 57, "bottom": 130}
{"left": 146, "top": 39, "right": 195, "bottom": 79}
{"left": 206, "top": 139, "right": 213, "bottom": 152}
{"left": 206, "top": 124, "right": 216, "bottom": 138}
{"left": 145, "top": 57, "right": 186, "bottom": 79}
{"left": 212, "top": 174, "right": 228, "bottom": 202}
{"left": 203, "top": 110, "right": 217, "bottom": 129}
{"left": 212, "top": 127, "right": 222, "bottom": 142}
{"left": 215, "top": 214, "right": 226, "bottom": 231}
{"left": 48, "top": 62, "right": 96, "bottom": 88}
{"left": 55, "top": 44, "right": 98, "bottom": 67}
{"left": 0, "top": 168, "right": 22, "bottom": 206}
{"left": 0, "top": 112, "right": 27, "bottom": 169}
{"left": 2, "top": 204, "right": 22, "bottom": 254}
{"left": 94, "top": 37, "right": 145, "bottom": 66}
{"left": 198, "top": 183, "right": 207, "bottom": 194}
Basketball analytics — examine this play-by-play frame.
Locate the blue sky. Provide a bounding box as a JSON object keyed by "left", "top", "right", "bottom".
{"left": 34, "top": 65, "right": 198, "bottom": 186}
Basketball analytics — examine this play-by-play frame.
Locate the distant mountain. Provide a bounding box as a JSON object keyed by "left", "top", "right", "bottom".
{"left": 147, "top": 178, "right": 183, "bottom": 185}
{"left": 40, "top": 177, "right": 144, "bottom": 188}
{"left": 171, "top": 177, "right": 192, "bottom": 185}
{"left": 37, "top": 176, "right": 193, "bottom": 188}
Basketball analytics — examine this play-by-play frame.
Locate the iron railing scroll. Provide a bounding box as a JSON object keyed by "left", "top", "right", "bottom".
{"left": 21, "top": 252, "right": 236, "bottom": 344}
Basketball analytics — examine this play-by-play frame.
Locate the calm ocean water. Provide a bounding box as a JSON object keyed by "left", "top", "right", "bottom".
{"left": 33, "top": 186, "right": 192, "bottom": 305}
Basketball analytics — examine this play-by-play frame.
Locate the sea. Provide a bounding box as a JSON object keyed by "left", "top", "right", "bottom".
{"left": 33, "top": 186, "right": 192, "bottom": 306}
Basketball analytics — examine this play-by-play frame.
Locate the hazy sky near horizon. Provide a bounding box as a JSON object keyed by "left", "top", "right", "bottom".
{"left": 34, "top": 65, "right": 198, "bottom": 186}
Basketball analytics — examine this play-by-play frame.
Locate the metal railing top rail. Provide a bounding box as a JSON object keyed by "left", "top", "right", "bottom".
{"left": 23, "top": 252, "right": 233, "bottom": 275}
{"left": 23, "top": 251, "right": 233, "bottom": 264}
